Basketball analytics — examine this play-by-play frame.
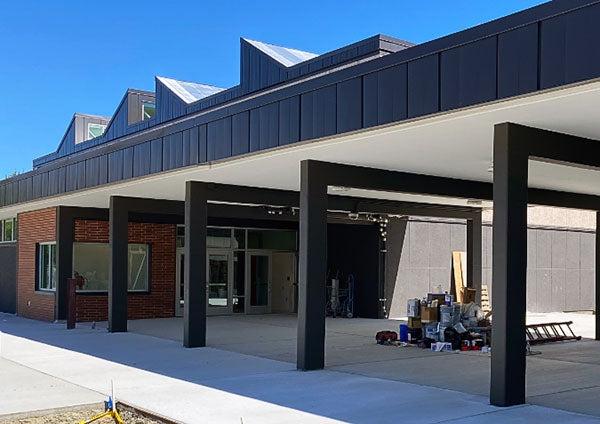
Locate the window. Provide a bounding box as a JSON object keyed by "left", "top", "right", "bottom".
{"left": 38, "top": 243, "right": 57, "bottom": 291}
{"left": 73, "top": 243, "right": 149, "bottom": 292}
{"left": 207, "top": 228, "right": 231, "bottom": 248}
{"left": 141, "top": 101, "right": 155, "bottom": 121}
{"left": 128, "top": 244, "right": 149, "bottom": 291}
{"left": 247, "top": 229, "right": 296, "bottom": 250}
{"left": 86, "top": 123, "right": 106, "bottom": 141}
{"left": 0, "top": 218, "right": 17, "bottom": 242}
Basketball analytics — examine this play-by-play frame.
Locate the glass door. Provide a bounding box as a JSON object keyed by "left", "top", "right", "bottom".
{"left": 246, "top": 252, "right": 271, "bottom": 314}
{"left": 207, "top": 251, "right": 233, "bottom": 315}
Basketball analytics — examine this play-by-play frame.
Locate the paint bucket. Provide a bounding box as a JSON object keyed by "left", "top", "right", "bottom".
{"left": 399, "top": 324, "right": 409, "bottom": 342}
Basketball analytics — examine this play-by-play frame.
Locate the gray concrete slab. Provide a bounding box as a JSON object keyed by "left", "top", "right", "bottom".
{"left": 2, "top": 313, "right": 599, "bottom": 424}
{"left": 331, "top": 352, "right": 491, "bottom": 396}
{"left": 527, "top": 356, "right": 600, "bottom": 397}
{"left": 121, "top": 314, "right": 600, "bottom": 418}
{"left": 534, "top": 339, "right": 600, "bottom": 365}
{"left": 0, "top": 358, "right": 103, "bottom": 416}
{"left": 530, "top": 386, "right": 600, "bottom": 418}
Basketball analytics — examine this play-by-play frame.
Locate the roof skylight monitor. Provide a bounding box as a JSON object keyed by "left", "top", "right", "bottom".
{"left": 157, "top": 76, "right": 225, "bottom": 104}
{"left": 243, "top": 39, "right": 318, "bottom": 67}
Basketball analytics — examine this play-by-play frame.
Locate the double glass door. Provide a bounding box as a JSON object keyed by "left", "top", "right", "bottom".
{"left": 246, "top": 252, "right": 271, "bottom": 314}
{"left": 207, "top": 251, "right": 232, "bottom": 314}
{"left": 175, "top": 249, "right": 271, "bottom": 316}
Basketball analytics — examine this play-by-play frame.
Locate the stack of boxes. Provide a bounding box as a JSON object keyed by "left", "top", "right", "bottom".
{"left": 406, "top": 298, "right": 423, "bottom": 341}
{"left": 401, "top": 292, "right": 489, "bottom": 351}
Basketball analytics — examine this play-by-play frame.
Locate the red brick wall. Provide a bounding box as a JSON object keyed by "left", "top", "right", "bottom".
{"left": 17, "top": 208, "right": 57, "bottom": 321}
{"left": 74, "top": 220, "right": 176, "bottom": 322}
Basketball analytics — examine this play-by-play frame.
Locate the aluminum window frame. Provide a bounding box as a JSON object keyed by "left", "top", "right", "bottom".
{"left": 85, "top": 123, "right": 107, "bottom": 142}
{"left": 38, "top": 242, "right": 57, "bottom": 292}
{"left": 0, "top": 218, "right": 17, "bottom": 243}
{"left": 141, "top": 101, "right": 156, "bottom": 121}
{"left": 72, "top": 241, "right": 151, "bottom": 294}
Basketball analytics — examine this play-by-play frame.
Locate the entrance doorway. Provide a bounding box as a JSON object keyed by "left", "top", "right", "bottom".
{"left": 207, "top": 251, "right": 233, "bottom": 315}
{"left": 174, "top": 226, "right": 297, "bottom": 317}
{"left": 271, "top": 252, "right": 296, "bottom": 313}
{"left": 175, "top": 248, "right": 235, "bottom": 316}
{"left": 246, "top": 252, "right": 271, "bottom": 314}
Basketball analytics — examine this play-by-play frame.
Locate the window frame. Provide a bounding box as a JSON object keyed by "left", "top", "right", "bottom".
{"left": 0, "top": 218, "right": 17, "bottom": 243}
{"left": 37, "top": 242, "right": 57, "bottom": 292}
{"left": 72, "top": 242, "right": 151, "bottom": 294}
{"left": 85, "top": 123, "right": 107, "bottom": 141}
{"left": 127, "top": 243, "right": 151, "bottom": 293}
{"left": 141, "top": 101, "right": 156, "bottom": 121}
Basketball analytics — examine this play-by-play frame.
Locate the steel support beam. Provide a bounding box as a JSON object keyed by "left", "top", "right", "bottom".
{"left": 297, "top": 161, "right": 328, "bottom": 370}
{"left": 108, "top": 197, "right": 129, "bottom": 333}
{"left": 55, "top": 207, "right": 74, "bottom": 321}
{"left": 490, "top": 124, "right": 529, "bottom": 407}
{"left": 466, "top": 211, "right": 483, "bottom": 304}
{"left": 488, "top": 122, "right": 600, "bottom": 407}
{"left": 56, "top": 207, "right": 108, "bottom": 321}
{"left": 184, "top": 182, "right": 208, "bottom": 348}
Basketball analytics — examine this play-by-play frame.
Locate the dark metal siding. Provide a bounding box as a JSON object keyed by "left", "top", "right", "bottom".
{"left": 363, "top": 63, "right": 408, "bottom": 127}
{"left": 250, "top": 103, "right": 279, "bottom": 152}
{"left": 240, "top": 39, "right": 286, "bottom": 94}
{"left": 336, "top": 77, "right": 362, "bottom": 133}
{"left": 540, "top": 3, "right": 600, "bottom": 89}
{"left": 208, "top": 117, "right": 232, "bottom": 160}
{"left": 440, "top": 37, "right": 498, "bottom": 111}
{"left": 156, "top": 79, "right": 187, "bottom": 123}
{"left": 407, "top": 55, "right": 439, "bottom": 118}
{"left": 232, "top": 112, "right": 250, "bottom": 155}
{"left": 163, "top": 132, "right": 184, "bottom": 170}
{"left": 301, "top": 85, "right": 336, "bottom": 141}
{"left": 498, "top": 24, "right": 539, "bottom": 99}
{"left": 133, "top": 141, "right": 151, "bottom": 177}
{"left": 182, "top": 127, "right": 200, "bottom": 166}
{"left": 278, "top": 96, "right": 300, "bottom": 146}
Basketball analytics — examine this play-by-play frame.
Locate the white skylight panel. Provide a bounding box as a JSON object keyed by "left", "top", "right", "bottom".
{"left": 245, "top": 39, "right": 318, "bottom": 67}
{"left": 157, "top": 76, "right": 225, "bottom": 104}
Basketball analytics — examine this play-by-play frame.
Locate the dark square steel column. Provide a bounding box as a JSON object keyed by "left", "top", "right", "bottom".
{"left": 184, "top": 181, "right": 207, "bottom": 348}
{"left": 466, "top": 211, "right": 483, "bottom": 304}
{"left": 490, "top": 124, "right": 529, "bottom": 406}
{"left": 596, "top": 211, "right": 600, "bottom": 341}
{"left": 108, "top": 197, "right": 128, "bottom": 333}
{"left": 55, "top": 207, "right": 74, "bottom": 321}
{"left": 297, "top": 161, "right": 328, "bottom": 370}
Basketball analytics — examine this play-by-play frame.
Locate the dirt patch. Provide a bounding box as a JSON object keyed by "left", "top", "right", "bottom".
{"left": 0, "top": 403, "right": 170, "bottom": 424}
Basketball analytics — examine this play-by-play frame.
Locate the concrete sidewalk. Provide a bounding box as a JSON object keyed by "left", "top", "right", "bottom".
{"left": 0, "top": 357, "right": 103, "bottom": 416}
{"left": 1, "top": 313, "right": 599, "bottom": 424}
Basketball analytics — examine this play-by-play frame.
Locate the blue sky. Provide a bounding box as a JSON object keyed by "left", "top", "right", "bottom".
{"left": 0, "top": 0, "right": 545, "bottom": 177}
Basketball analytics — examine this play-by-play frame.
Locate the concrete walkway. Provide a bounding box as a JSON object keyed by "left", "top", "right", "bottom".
{"left": 1, "top": 314, "right": 599, "bottom": 423}
{"left": 0, "top": 357, "right": 103, "bottom": 416}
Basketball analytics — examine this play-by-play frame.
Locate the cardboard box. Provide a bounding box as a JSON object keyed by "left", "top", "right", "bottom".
{"left": 431, "top": 342, "right": 453, "bottom": 352}
{"left": 407, "top": 299, "right": 420, "bottom": 317}
{"left": 427, "top": 293, "right": 446, "bottom": 305}
{"left": 462, "top": 288, "right": 477, "bottom": 304}
{"left": 421, "top": 306, "right": 438, "bottom": 323}
{"left": 408, "top": 317, "right": 422, "bottom": 329}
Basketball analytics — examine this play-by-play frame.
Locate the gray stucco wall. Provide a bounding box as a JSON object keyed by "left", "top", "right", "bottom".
{"left": 385, "top": 217, "right": 595, "bottom": 318}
